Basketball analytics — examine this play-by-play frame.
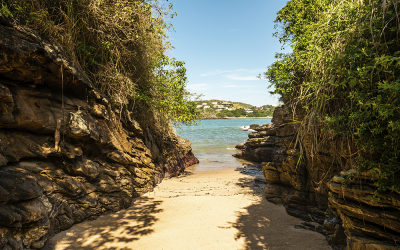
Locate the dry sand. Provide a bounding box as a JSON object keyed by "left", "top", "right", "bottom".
{"left": 49, "top": 167, "right": 331, "bottom": 250}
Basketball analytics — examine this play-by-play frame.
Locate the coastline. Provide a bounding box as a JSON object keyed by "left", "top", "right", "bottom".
{"left": 225, "top": 117, "right": 272, "bottom": 119}
{"left": 201, "top": 117, "right": 272, "bottom": 120}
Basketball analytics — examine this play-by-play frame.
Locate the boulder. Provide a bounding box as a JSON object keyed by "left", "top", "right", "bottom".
{"left": 235, "top": 144, "right": 246, "bottom": 150}
{"left": 249, "top": 124, "right": 259, "bottom": 130}
{"left": 253, "top": 124, "right": 274, "bottom": 132}
{"left": 275, "top": 123, "right": 300, "bottom": 137}
{"left": 246, "top": 136, "right": 276, "bottom": 147}
{"left": 271, "top": 107, "right": 284, "bottom": 126}
{"left": 68, "top": 112, "right": 90, "bottom": 137}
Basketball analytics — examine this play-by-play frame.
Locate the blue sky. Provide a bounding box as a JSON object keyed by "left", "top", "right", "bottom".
{"left": 168, "top": 0, "right": 290, "bottom": 107}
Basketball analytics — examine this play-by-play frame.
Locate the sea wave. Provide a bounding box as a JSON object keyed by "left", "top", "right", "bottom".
{"left": 239, "top": 125, "right": 256, "bottom": 132}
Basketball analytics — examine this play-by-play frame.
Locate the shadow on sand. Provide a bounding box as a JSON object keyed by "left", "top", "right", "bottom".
{"left": 232, "top": 169, "right": 273, "bottom": 250}
{"left": 230, "top": 167, "right": 329, "bottom": 250}
{"left": 47, "top": 197, "right": 163, "bottom": 250}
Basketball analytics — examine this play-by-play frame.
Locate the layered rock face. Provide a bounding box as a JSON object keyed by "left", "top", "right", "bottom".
{"left": 328, "top": 171, "right": 400, "bottom": 250}
{"left": 0, "top": 21, "right": 198, "bottom": 249}
{"left": 234, "top": 107, "right": 400, "bottom": 250}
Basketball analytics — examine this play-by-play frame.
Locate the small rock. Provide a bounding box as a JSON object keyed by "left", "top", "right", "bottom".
{"left": 68, "top": 112, "right": 90, "bottom": 137}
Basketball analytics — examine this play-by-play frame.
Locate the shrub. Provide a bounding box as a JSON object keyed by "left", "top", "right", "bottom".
{"left": 264, "top": 0, "right": 400, "bottom": 192}
{"left": 0, "top": 0, "right": 199, "bottom": 129}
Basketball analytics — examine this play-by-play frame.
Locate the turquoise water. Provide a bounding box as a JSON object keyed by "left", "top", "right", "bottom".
{"left": 175, "top": 118, "right": 272, "bottom": 171}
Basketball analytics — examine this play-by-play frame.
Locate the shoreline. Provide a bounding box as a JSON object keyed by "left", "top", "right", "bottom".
{"left": 201, "top": 117, "right": 272, "bottom": 120}
{"left": 225, "top": 117, "right": 272, "bottom": 119}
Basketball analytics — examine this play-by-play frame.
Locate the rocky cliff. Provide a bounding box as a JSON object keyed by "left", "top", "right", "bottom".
{"left": 234, "top": 107, "right": 400, "bottom": 250}
{"left": 0, "top": 20, "right": 198, "bottom": 249}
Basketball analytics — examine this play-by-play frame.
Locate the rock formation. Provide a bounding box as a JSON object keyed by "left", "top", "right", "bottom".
{"left": 234, "top": 107, "right": 400, "bottom": 250}
{"left": 0, "top": 20, "right": 198, "bottom": 249}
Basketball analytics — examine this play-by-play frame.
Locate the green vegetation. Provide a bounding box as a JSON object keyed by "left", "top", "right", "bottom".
{"left": 216, "top": 108, "right": 247, "bottom": 118}
{"left": 195, "top": 99, "right": 275, "bottom": 118}
{"left": 0, "top": 0, "right": 199, "bottom": 128}
{"left": 247, "top": 111, "right": 273, "bottom": 118}
{"left": 265, "top": 0, "right": 400, "bottom": 192}
{"left": 231, "top": 102, "right": 254, "bottom": 110}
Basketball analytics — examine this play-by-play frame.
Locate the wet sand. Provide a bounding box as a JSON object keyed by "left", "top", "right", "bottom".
{"left": 49, "top": 168, "right": 331, "bottom": 250}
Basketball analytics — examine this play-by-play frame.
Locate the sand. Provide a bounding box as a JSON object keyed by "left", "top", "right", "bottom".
{"left": 49, "top": 167, "right": 331, "bottom": 250}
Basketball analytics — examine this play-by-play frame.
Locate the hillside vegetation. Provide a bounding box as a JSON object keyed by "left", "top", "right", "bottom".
{"left": 195, "top": 99, "right": 275, "bottom": 118}
{"left": 0, "top": 0, "right": 199, "bottom": 131}
{"left": 264, "top": 0, "right": 400, "bottom": 193}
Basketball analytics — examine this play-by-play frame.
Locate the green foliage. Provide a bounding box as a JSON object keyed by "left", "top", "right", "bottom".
{"left": 217, "top": 108, "right": 247, "bottom": 117}
{"left": 0, "top": 0, "right": 199, "bottom": 127}
{"left": 0, "top": 4, "right": 13, "bottom": 17}
{"left": 231, "top": 102, "right": 254, "bottom": 110}
{"left": 150, "top": 56, "right": 200, "bottom": 124}
{"left": 265, "top": 0, "right": 400, "bottom": 192}
{"left": 195, "top": 100, "right": 275, "bottom": 118}
{"left": 247, "top": 111, "right": 273, "bottom": 117}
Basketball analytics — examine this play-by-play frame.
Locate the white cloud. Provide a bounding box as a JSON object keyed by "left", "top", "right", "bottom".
{"left": 226, "top": 74, "right": 258, "bottom": 81}
{"left": 187, "top": 83, "right": 210, "bottom": 90}
{"left": 220, "top": 84, "right": 243, "bottom": 88}
{"left": 220, "top": 84, "right": 258, "bottom": 88}
{"left": 200, "top": 68, "right": 265, "bottom": 77}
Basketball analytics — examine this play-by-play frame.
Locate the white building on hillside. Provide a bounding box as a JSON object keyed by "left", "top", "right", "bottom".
{"left": 203, "top": 105, "right": 210, "bottom": 109}
{"left": 211, "top": 102, "right": 218, "bottom": 105}
{"left": 196, "top": 105, "right": 203, "bottom": 109}
{"left": 214, "top": 105, "right": 224, "bottom": 109}
{"left": 245, "top": 108, "right": 253, "bottom": 113}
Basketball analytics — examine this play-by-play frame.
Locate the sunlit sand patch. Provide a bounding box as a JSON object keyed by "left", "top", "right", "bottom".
{"left": 52, "top": 169, "right": 330, "bottom": 250}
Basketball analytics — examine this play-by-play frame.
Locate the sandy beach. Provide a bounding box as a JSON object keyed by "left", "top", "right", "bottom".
{"left": 48, "top": 167, "right": 330, "bottom": 250}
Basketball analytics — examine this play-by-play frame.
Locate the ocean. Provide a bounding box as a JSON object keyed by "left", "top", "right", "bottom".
{"left": 175, "top": 118, "right": 272, "bottom": 171}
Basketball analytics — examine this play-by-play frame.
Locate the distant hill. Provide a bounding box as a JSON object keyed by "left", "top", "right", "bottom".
{"left": 195, "top": 99, "right": 276, "bottom": 118}
{"left": 195, "top": 99, "right": 257, "bottom": 108}
{"left": 231, "top": 102, "right": 253, "bottom": 109}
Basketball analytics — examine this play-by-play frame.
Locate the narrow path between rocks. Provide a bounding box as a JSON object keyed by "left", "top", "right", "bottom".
{"left": 48, "top": 167, "right": 331, "bottom": 250}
